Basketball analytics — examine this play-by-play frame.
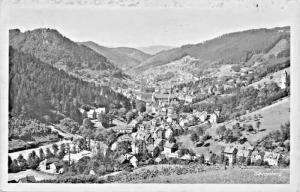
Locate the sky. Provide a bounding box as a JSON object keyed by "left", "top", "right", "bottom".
{"left": 5, "top": 3, "right": 295, "bottom": 48}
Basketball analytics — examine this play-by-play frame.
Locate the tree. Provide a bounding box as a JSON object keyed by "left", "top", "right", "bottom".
{"left": 39, "top": 148, "right": 45, "bottom": 161}
{"left": 82, "top": 110, "right": 88, "bottom": 119}
{"left": 27, "top": 151, "right": 40, "bottom": 169}
{"left": 256, "top": 121, "right": 261, "bottom": 131}
{"left": 58, "top": 143, "right": 66, "bottom": 159}
{"left": 280, "top": 121, "right": 290, "bottom": 141}
{"left": 125, "top": 111, "right": 135, "bottom": 123}
{"left": 199, "top": 154, "right": 205, "bottom": 164}
{"left": 190, "top": 132, "right": 199, "bottom": 142}
{"left": 10, "top": 159, "right": 20, "bottom": 173}
{"left": 98, "top": 113, "right": 109, "bottom": 128}
{"left": 168, "top": 135, "right": 176, "bottom": 143}
{"left": 52, "top": 144, "right": 59, "bottom": 156}
{"left": 17, "top": 154, "right": 27, "bottom": 170}
{"left": 246, "top": 157, "right": 251, "bottom": 166}
{"left": 46, "top": 147, "right": 54, "bottom": 159}
{"left": 153, "top": 147, "right": 160, "bottom": 158}
{"left": 196, "top": 126, "right": 205, "bottom": 136}
{"left": 219, "top": 153, "right": 225, "bottom": 164}
{"left": 216, "top": 125, "right": 226, "bottom": 137}
{"left": 136, "top": 100, "right": 146, "bottom": 113}
{"left": 83, "top": 118, "right": 93, "bottom": 129}
{"left": 118, "top": 107, "right": 127, "bottom": 118}
{"left": 92, "top": 110, "right": 97, "bottom": 119}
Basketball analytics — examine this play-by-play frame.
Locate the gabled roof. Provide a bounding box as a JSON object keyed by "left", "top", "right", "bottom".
{"left": 53, "top": 161, "right": 64, "bottom": 167}
{"left": 147, "top": 145, "right": 155, "bottom": 152}
{"left": 237, "top": 150, "right": 250, "bottom": 157}
{"left": 224, "top": 147, "right": 237, "bottom": 154}
{"left": 251, "top": 150, "right": 259, "bottom": 157}
{"left": 153, "top": 94, "right": 177, "bottom": 99}
{"left": 154, "top": 138, "right": 163, "bottom": 146}
{"left": 45, "top": 157, "right": 60, "bottom": 165}
{"left": 164, "top": 141, "right": 177, "bottom": 149}
{"left": 264, "top": 152, "right": 281, "bottom": 160}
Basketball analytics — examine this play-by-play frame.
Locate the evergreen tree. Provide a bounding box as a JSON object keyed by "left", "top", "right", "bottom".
{"left": 39, "top": 148, "right": 45, "bottom": 160}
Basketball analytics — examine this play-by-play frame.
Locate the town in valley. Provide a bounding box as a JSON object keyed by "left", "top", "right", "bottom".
{"left": 8, "top": 26, "right": 290, "bottom": 183}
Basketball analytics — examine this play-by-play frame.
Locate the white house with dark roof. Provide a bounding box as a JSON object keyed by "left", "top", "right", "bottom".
{"left": 224, "top": 146, "right": 238, "bottom": 165}
{"left": 264, "top": 152, "right": 281, "bottom": 166}
{"left": 163, "top": 141, "right": 178, "bottom": 154}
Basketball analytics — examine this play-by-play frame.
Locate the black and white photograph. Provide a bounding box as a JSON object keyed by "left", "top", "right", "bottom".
{"left": 0, "top": 0, "right": 299, "bottom": 191}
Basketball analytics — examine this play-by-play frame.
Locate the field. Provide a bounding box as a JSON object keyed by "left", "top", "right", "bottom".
{"left": 208, "top": 97, "right": 290, "bottom": 142}
{"left": 137, "top": 167, "right": 289, "bottom": 184}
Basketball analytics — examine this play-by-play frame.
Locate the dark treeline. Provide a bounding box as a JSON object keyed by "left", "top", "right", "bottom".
{"left": 9, "top": 47, "right": 131, "bottom": 124}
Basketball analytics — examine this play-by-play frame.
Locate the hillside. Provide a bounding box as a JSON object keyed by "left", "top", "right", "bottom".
{"left": 136, "top": 55, "right": 203, "bottom": 85}
{"left": 132, "top": 26, "right": 290, "bottom": 73}
{"left": 80, "top": 41, "right": 151, "bottom": 71}
{"left": 9, "top": 47, "right": 130, "bottom": 123}
{"left": 9, "top": 28, "right": 132, "bottom": 88}
{"left": 9, "top": 29, "right": 116, "bottom": 71}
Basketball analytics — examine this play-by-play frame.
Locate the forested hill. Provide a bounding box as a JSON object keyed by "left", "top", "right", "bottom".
{"left": 132, "top": 26, "right": 290, "bottom": 73}
{"left": 80, "top": 41, "right": 151, "bottom": 71}
{"left": 9, "top": 28, "right": 124, "bottom": 77}
{"left": 9, "top": 47, "right": 131, "bottom": 123}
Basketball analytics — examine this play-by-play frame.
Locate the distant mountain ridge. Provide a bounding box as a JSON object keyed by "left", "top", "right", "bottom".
{"left": 80, "top": 41, "right": 151, "bottom": 71}
{"left": 136, "top": 45, "right": 176, "bottom": 55}
{"left": 132, "top": 26, "right": 290, "bottom": 73}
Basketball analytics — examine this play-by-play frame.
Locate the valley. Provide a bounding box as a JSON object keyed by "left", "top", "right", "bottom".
{"left": 8, "top": 26, "right": 291, "bottom": 184}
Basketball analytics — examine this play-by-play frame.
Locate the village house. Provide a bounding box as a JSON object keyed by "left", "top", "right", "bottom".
{"left": 180, "top": 153, "right": 192, "bottom": 161}
{"left": 194, "top": 111, "right": 208, "bottom": 122}
{"left": 38, "top": 157, "right": 64, "bottom": 174}
{"left": 264, "top": 152, "right": 281, "bottom": 166}
{"left": 155, "top": 154, "right": 166, "bottom": 164}
{"left": 236, "top": 149, "right": 251, "bottom": 164}
{"left": 153, "top": 127, "right": 164, "bottom": 139}
{"left": 164, "top": 127, "right": 173, "bottom": 140}
{"left": 130, "top": 155, "right": 138, "bottom": 168}
{"left": 154, "top": 138, "right": 165, "bottom": 150}
{"left": 203, "top": 151, "right": 212, "bottom": 165}
{"left": 112, "top": 125, "right": 135, "bottom": 134}
{"left": 152, "top": 93, "right": 178, "bottom": 106}
{"left": 172, "top": 124, "right": 183, "bottom": 136}
{"left": 166, "top": 114, "right": 179, "bottom": 123}
{"left": 79, "top": 107, "right": 106, "bottom": 119}
{"left": 90, "top": 141, "right": 108, "bottom": 156}
{"left": 208, "top": 110, "right": 220, "bottom": 124}
{"left": 223, "top": 146, "right": 238, "bottom": 165}
{"left": 146, "top": 144, "right": 159, "bottom": 157}
{"left": 250, "top": 150, "right": 262, "bottom": 164}
{"left": 184, "top": 95, "right": 196, "bottom": 103}
{"left": 163, "top": 141, "right": 178, "bottom": 154}
{"left": 179, "top": 118, "right": 190, "bottom": 128}
{"left": 118, "top": 154, "right": 139, "bottom": 168}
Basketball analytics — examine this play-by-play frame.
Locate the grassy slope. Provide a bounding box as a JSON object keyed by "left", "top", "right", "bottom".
{"left": 177, "top": 97, "right": 290, "bottom": 155}
{"left": 138, "top": 167, "right": 289, "bottom": 184}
